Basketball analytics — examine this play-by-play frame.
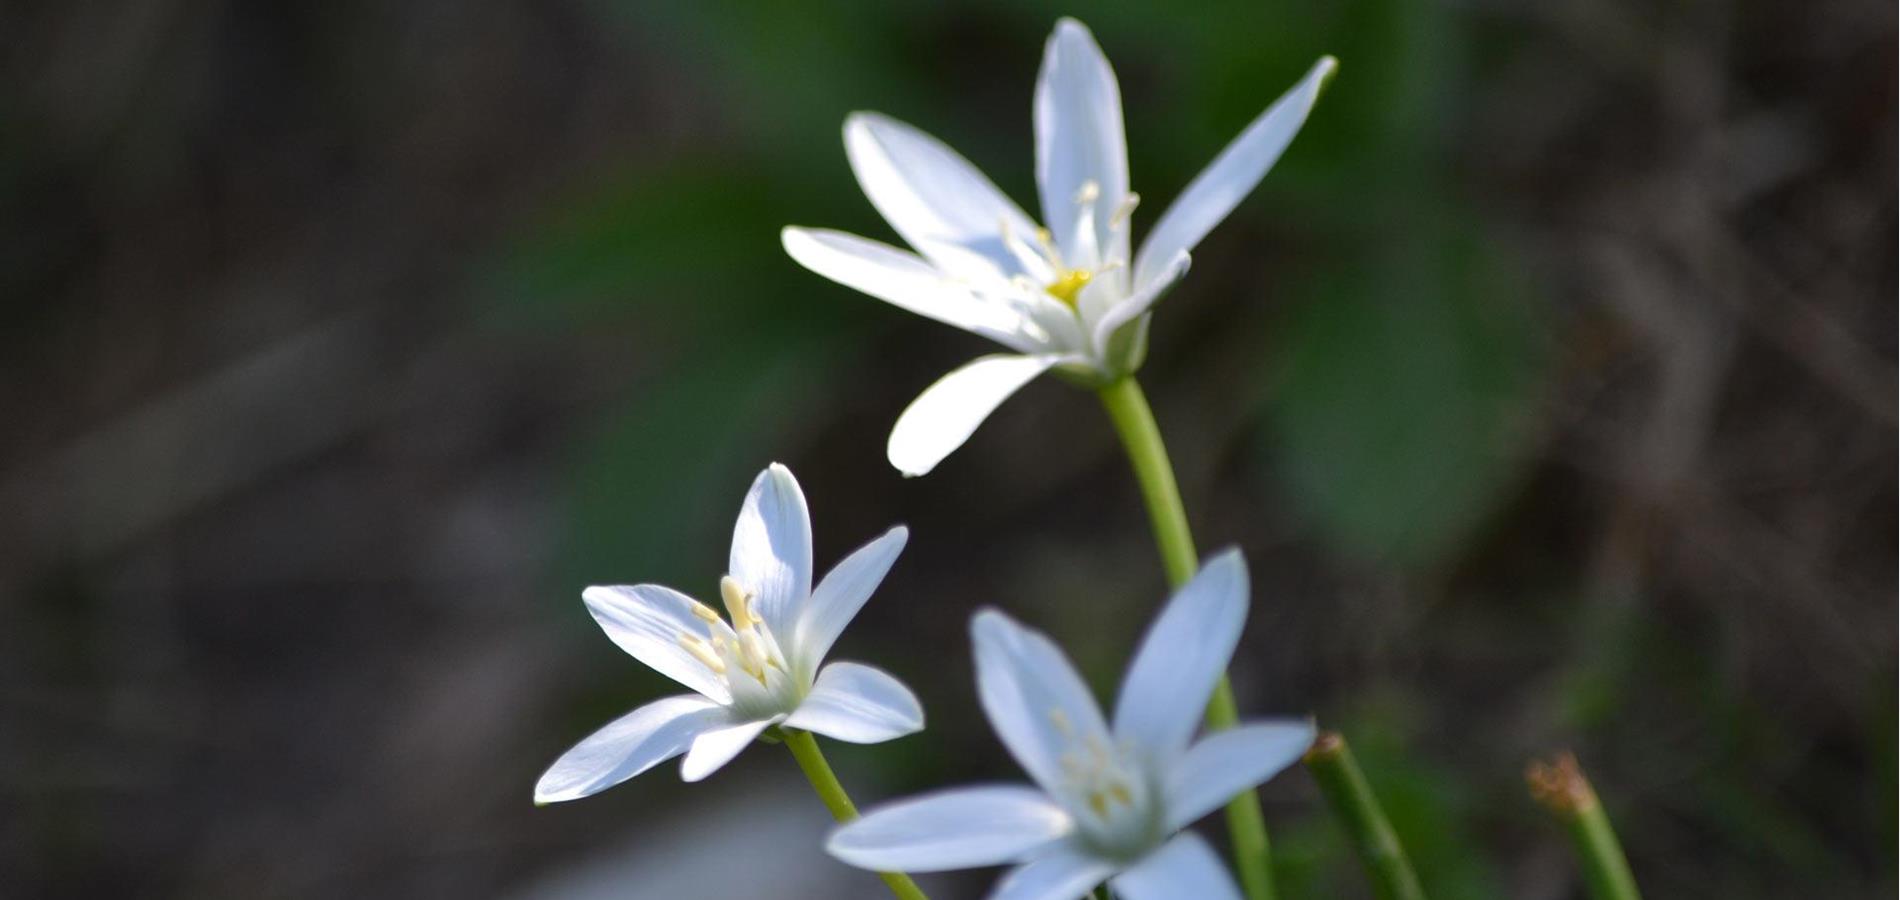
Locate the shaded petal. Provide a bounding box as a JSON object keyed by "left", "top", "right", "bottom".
{"left": 1164, "top": 721, "right": 1316, "bottom": 831}
{"left": 1134, "top": 56, "right": 1337, "bottom": 290}
{"left": 533, "top": 694, "right": 727, "bottom": 804}
{"left": 679, "top": 716, "right": 775, "bottom": 782}
{"left": 782, "top": 228, "right": 1044, "bottom": 353}
{"left": 990, "top": 843, "right": 1117, "bottom": 900}
{"left": 827, "top": 785, "right": 1072, "bottom": 872}
{"left": 1091, "top": 249, "right": 1189, "bottom": 360}
{"left": 1110, "top": 832, "right": 1243, "bottom": 900}
{"left": 845, "top": 112, "right": 1046, "bottom": 284}
{"left": 1113, "top": 549, "right": 1249, "bottom": 759}
{"left": 583, "top": 584, "right": 733, "bottom": 704}
{"left": 794, "top": 526, "right": 908, "bottom": 670}
{"left": 972, "top": 608, "right": 1114, "bottom": 799}
{"left": 887, "top": 354, "right": 1065, "bottom": 477}
{"left": 729, "top": 463, "right": 812, "bottom": 637}
{"left": 785, "top": 661, "right": 924, "bottom": 744}
{"left": 1035, "top": 18, "right": 1130, "bottom": 270}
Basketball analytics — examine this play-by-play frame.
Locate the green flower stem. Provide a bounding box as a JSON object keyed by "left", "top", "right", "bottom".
{"left": 1303, "top": 731, "right": 1429, "bottom": 900}
{"left": 782, "top": 728, "right": 929, "bottom": 900}
{"left": 1097, "top": 375, "right": 1276, "bottom": 900}
{"left": 1528, "top": 754, "right": 1643, "bottom": 900}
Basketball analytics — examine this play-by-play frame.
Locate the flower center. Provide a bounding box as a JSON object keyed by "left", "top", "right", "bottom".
{"left": 1002, "top": 181, "right": 1140, "bottom": 312}
{"left": 676, "top": 576, "right": 799, "bottom": 715}
{"left": 1048, "top": 708, "right": 1159, "bottom": 860}
{"left": 1046, "top": 268, "right": 1093, "bottom": 306}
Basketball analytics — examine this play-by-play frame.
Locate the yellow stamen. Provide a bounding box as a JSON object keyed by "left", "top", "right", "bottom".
{"left": 678, "top": 635, "right": 726, "bottom": 672}
{"left": 688, "top": 600, "right": 722, "bottom": 624}
{"left": 1108, "top": 782, "right": 1132, "bottom": 806}
{"left": 719, "top": 576, "right": 757, "bottom": 627}
{"left": 1047, "top": 269, "right": 1091, "bottom": 306}
{"left": 1088, "top": 791, "right": 1109, "bottom": 818}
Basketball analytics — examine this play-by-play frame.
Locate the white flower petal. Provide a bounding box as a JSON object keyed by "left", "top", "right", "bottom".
{"left": 729, "top": 463, "right": 813, "bottom": 637}
{"left": 583, "top": 584, "right": 734, "bottom": 704}
{"left": 533, "top": 694, "right": 726, "bottom": 804}
{"left": 971, "top": 609, "right": 1114, "bottom": 799}
{"left": 845, "top": 112, "right": 1046, "bottom": 284}
{"left": 887, "top": 353, "right": 1065, "bottom": 477}
{"left": 1113, "top": 549, "right": 1249, "bottom": 759}
{"left": 990, "top": 843, "right": 1118, "bottom": 900}
{"left": 1035, "top": 18, "right": 1130, "bottom": 270}
{"left": 784, "top": 661, "right": 924, "bottom": 744}
{"left": 1091, "top": 249, "right": 1189, "bottom": 360}
{"left": 678, "top": 716, "right": 775, "bottom": 782}
{"left": 1164, "top": 722, "right": 1316, "bottom": 831}
{"left": 1133, "top": 56, "right": 1337, "bottom": 290}
{"left": 781, "top": 228, "right": 1044, "bottom": 353}
{"left": 827, "top": 785, "right": 1072, "bottom": 872}
{"left": 1110, "top": 832, "right": 1244, "bottom": 900}
{"left": 794, "top": 526, "right": 908, "bottom": 670}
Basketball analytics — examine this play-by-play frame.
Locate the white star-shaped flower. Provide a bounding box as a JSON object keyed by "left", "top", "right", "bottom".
{"left": 535, "top": 463, "right": 924, "bottom": 803}
{"left": 784, "top": 18, "right": 1336, "bottom": 476}
{"left": 826, "top": 550, "right": 1313, "bottom": 899}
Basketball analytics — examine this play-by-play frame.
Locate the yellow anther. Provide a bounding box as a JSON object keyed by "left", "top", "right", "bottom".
{"left": 1111, "top": 192, "right": 1141, "bottom": 228}
{"left": 1074, "top": 180, "right": 1101, "bottom": 205}
{"left": 1047, "top": 269, "right": 1092, "bottom": 306}
{"left": 688, "top": 600, "right": 723, "bottom": 624}
{"left": 1087, "top": 791, "right": 1109, "bottom": 818}
{"left": 719, "top": 576, "right": 758, "bottom": 627}
{"left": 1109, "top": 782, "right": 1132, "bottom": 806}
{"left": 1048, "top": 708, "right": 1073, "bottom": 736}
{"left": 678, "top": 635, "right": 726, "bottom": 673}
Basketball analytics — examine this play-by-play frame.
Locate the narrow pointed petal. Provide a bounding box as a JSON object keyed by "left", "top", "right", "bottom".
{"left": 1133, "top": 56, "right": 1337, "bottom": 289}
{"left": 845, "top": 112, "right": 1045, "bottom": 284}
{"left": 1110, "top": 832, "right": 1244, "bottom": 900}
{"left": 1091, "top": 249, "right": 1189, "bottom": 360}
{"left": 533, "top": 695, "right": 727, "bottom": 804}
{"left": 583, "top": 585, "right": 733, "bottom": 704}
{"left": 1164, "top": 721, "right": 1315, "bottom": 830}
{"left": 1035, "top": 18, "right": 1130, "bottom": 269}
{"left": 887, "top": 353, "right": 1064, "bottom": 477}
{"left": 729, "top": 463, "right": 812, "bottom": 637}
{"left": 991, "top": 844, "right": 1118, "bottom": 900}
{"left": 794, "top": 526, "right": 908, "bottom": 669}
{"left": 679, "top": 717, "right": 774, "bottom": 782}
{"left": 781, "top": 228, "right": 1044, "bottom": 353}
{"left": 1113, "top": 549, "right": 1249, "bottom": 759}
{"left": 971, "top": 609, "right": 1114, "bottom": 799}
{"left": 785, "top": 661, "right": 924, "bottom": 744}
{"left": 827, "top": 785, "right": 1072, "bottom": 872}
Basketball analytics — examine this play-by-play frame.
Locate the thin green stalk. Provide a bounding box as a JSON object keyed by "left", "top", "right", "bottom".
{"left": 1304, "top": 731, "right": 1428, "bottom": 900}
{"left": 782, "top": 728, "right": 929, "bottom": 900}
{"left": 1527, "top": 753, "right": 1643, "bottom": 900}
{"left": 1097, "top": 375, "right": 1276, "bottom": 900}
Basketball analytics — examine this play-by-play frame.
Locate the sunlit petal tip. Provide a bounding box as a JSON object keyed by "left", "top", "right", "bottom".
{"left": 886, "top": 354, "right": 1064, "bottom": 477}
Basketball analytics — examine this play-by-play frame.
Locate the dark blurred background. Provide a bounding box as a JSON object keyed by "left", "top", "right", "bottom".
{"left": 2, "top": 1, "right": 1894, "bottom": 898}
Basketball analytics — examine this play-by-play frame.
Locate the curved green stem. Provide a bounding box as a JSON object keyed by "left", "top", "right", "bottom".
{"left": 1097, "top": 375, "right": 1276, "bottom": 900}
{"left": 1304, "top": 732, "right": 1429, "bottom": 900}
{"left": 782, "top": 728, "right": 929, "bottom": 900}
